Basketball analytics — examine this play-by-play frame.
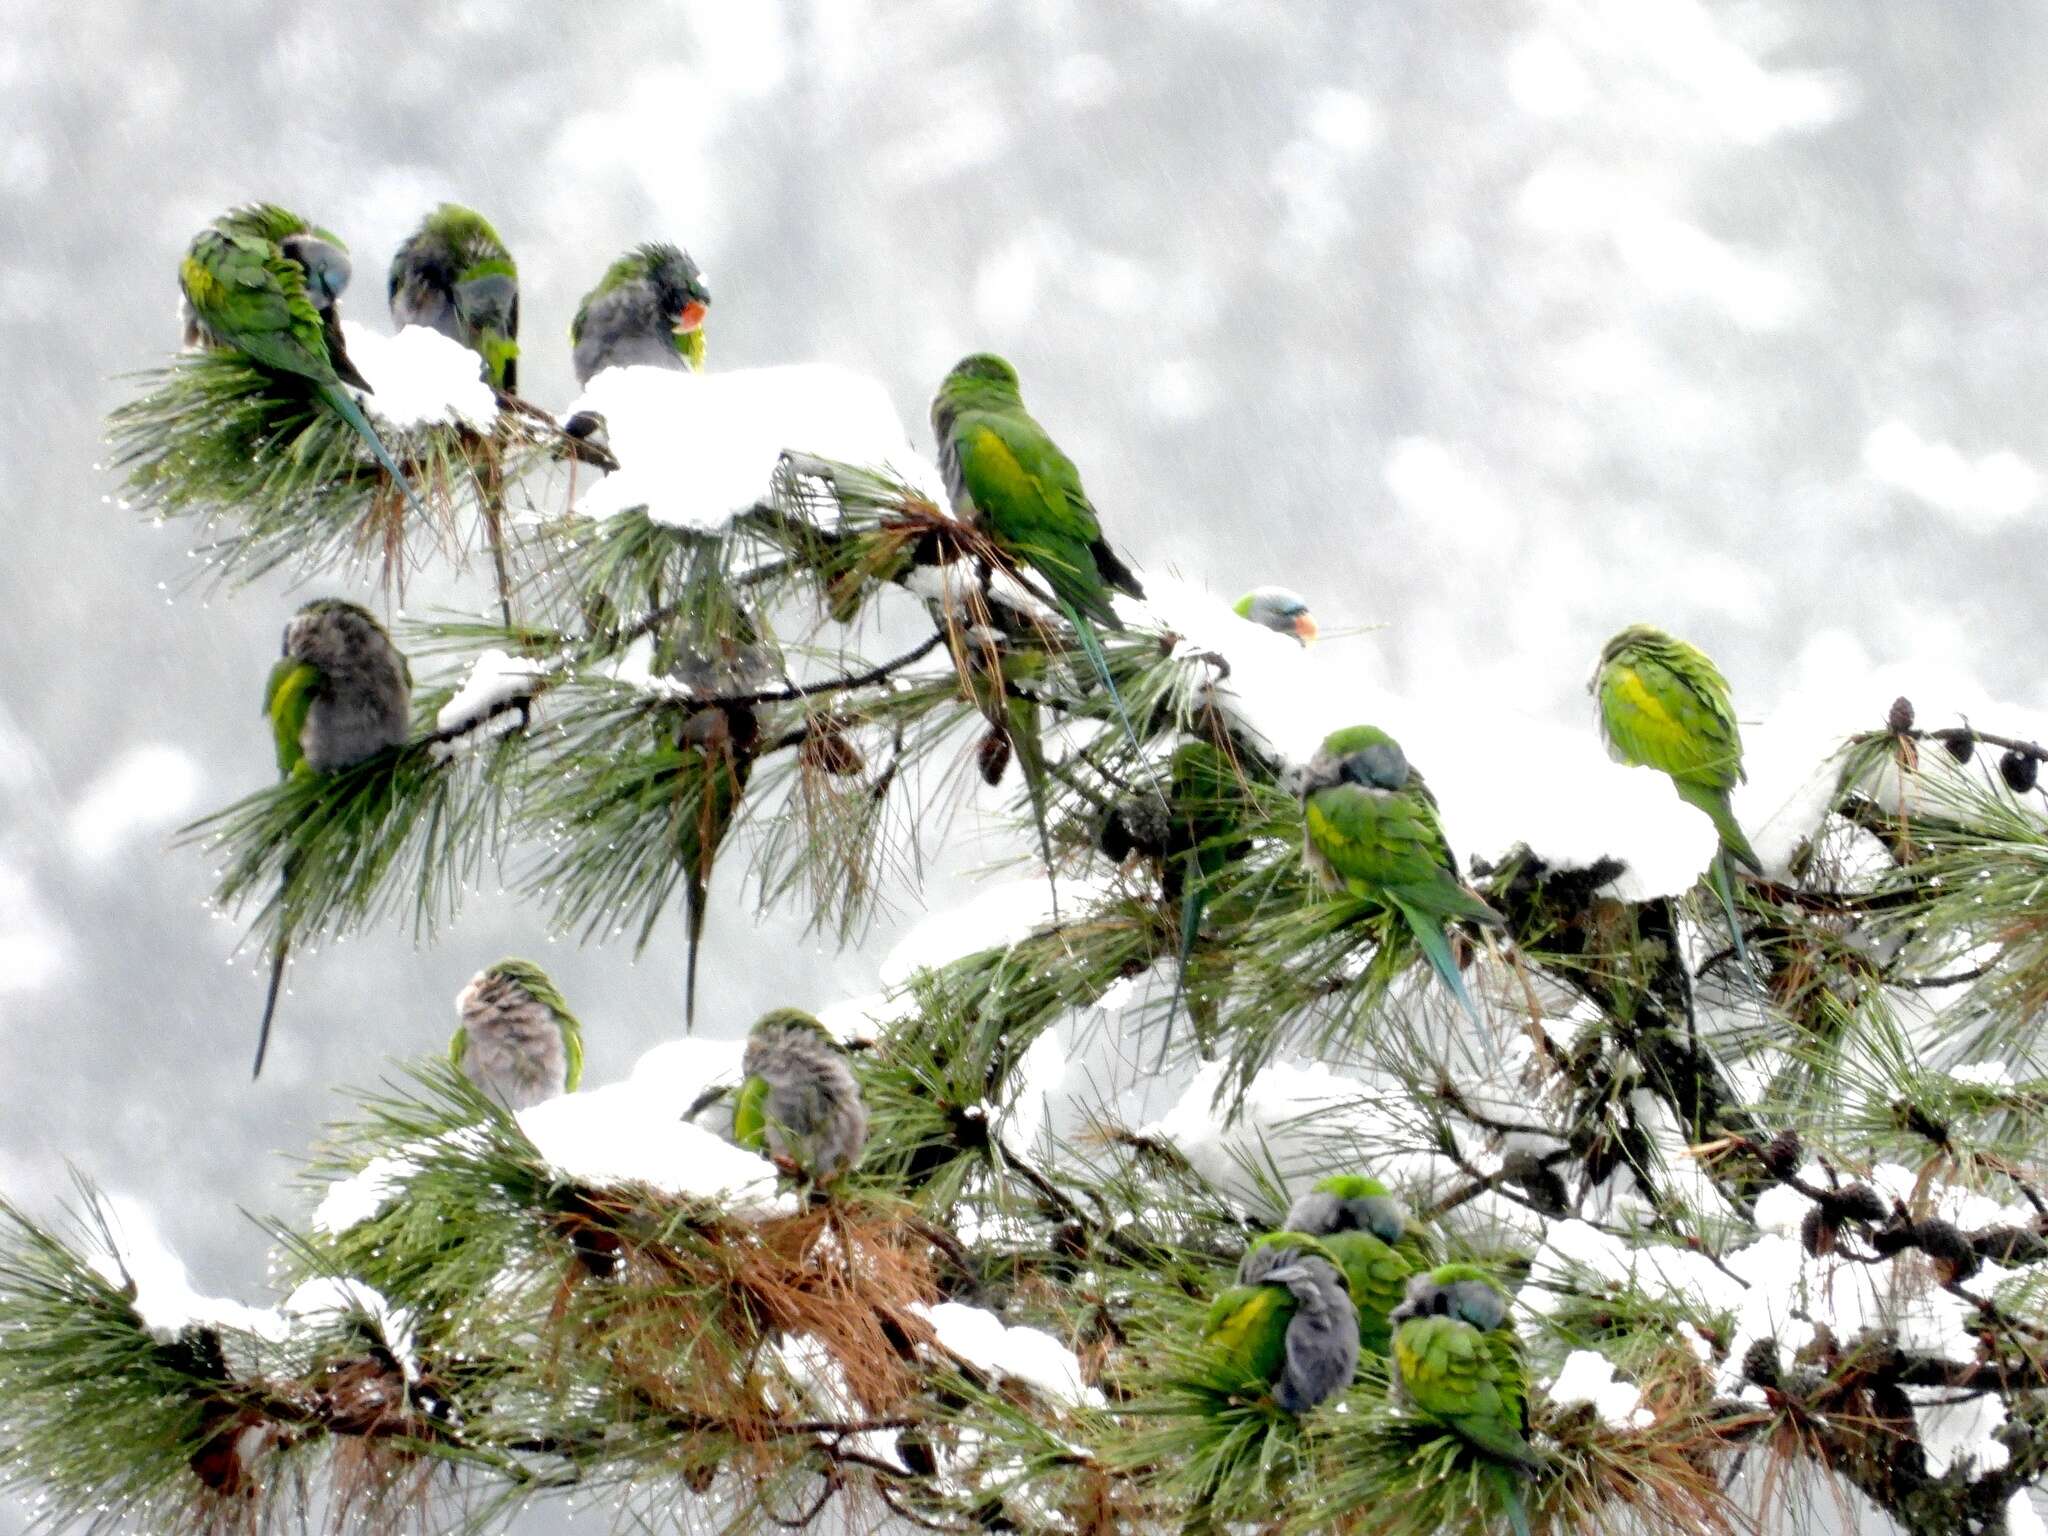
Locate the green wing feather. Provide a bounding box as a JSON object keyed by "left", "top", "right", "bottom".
{"left": 1321, "top": 1231, "right": 1413, "bottom": 1354}
{"left": 732, "top": 1074, "right": 769, "bottom": 1151}
{"left": 183, "top": 231, "right": 340, "bottom": 387}
{"left": 1395, "top": 1315, "right": 1538, "bottom": 1469}
{"left": 448, "top": 1026, "right": 469, "bottom": 1073}
{"left": 953, "top": 417, "right": 1122, "bottom": 630}
{"left": 264, "top": 659, "right": 319, "bottom": 777}
{"left": 1203, "top": 1283, "right": 1294, "bottom": 1387}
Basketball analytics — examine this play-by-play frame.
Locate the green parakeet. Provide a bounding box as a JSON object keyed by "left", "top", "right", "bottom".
{"left": 1390, "top": 1263, "right": 1538, "bottom": 1536}
{"left": 178, "top": 203, "right": 418, "bottom": 506}
{"left": 1201, "top": 1232, "right": 1360, "bottom": 1414}
{"left": 1234, "top": 586, "right": 1318, "bottom": 645}
{"left": 1591, "top": 625, "right": 1759, "bottom": 873}
{"left": 1283, "top": 1175, "right": 1429, "bottom": 1355}
{"left": 255, "top": 599, "right": 412, "bottom": 1077}
{"left": 1295, "top": 725, "right": 1502, "bottom": 1022}
{"left": 450, "top": 959, "right": 583, "bottom": 1110}
{"left": 389, "top": 203, "right": 520, "bottom": 392}
{"left": 570, "top": 243, "right": 710, "bottom": 384}
{"left": 929, "top": 354, "right": 1148, "bottom": 751}
{"left": 732, "top": 1009, "right": 868, "bottom": 1184}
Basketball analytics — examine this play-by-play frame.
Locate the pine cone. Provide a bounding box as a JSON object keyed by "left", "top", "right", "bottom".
{"left": 1943, "top": 732, "right": 1976, "bottom": 764}
{"left": 977, "top": 727, "right": 1012, "bottom": 786}
{"left": 1999, "top": 749, "right": 2038, "bottom": 794}
{"left": 1887, "top": 696, "right": 1915, "bottom": 735}
{"left": 801, "top": 723, "right": 866, "bottom": 777}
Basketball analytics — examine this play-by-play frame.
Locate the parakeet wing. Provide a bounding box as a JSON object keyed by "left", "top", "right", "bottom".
{"left": 448, "top": 1026, "right": 469, "bottom": 1073}
{"left": 1203, "top": 1283, "right": 1294, "bottom": 1385}
{"left": 1598, "top": 649, "right": 1744, "bottom": 791}
{"left": 1325, "top": 1231, "right": 1411, "bottom": 1346}
{"left": 731, "top": 1073, "right": 769, "bottom": 1151}
{"left": 264, "top": 659, "right": 319, "bottom": 777}
{"left": 1396, "top": 1316, "right": 1537, "bottom": 1466}
{"left": 559, "top": 1021, "right": 583, "bottom": 1094}
{"left": 1306, "top": 785, "right": 1494, "bottom": 923}
{"left": 183, "top": 231, "right": 337, "bottom": 386}
{"left": 951, "top": 415, "right": 1120, "bottom": 629}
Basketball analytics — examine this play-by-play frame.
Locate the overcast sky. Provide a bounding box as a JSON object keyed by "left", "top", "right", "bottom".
{"left": 5, "top": 2, "right": 2047, "bottom": 1529}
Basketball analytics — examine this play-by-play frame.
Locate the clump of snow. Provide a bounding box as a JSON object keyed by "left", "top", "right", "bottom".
{"left": 281, "top": 1277, "right": 420, "bottom": 1381}
{"left": 769, "top": 1334, "right": 907, "bottom": 1468}
{"left": 434, "top": 648, "right": 547, "bottom": 740}
{"left": 342, "top": 321, "right": 499, "bottom": 432}
{"left": 913, "top": 1300, "right": 1101, "bottom": 1407}
{"left": 1545, "top": 1349, "right": 1655, "bottom": 1430}
{"left": 517, "top": 1079, "right": 794, "bottom": 1219}
{"left": 311, "top": 1151, "right": 420, "bottom": 1235}
{"left": 567, "top": 363, "right": 946, "bottom": 529}
{"left": 1949, "top": 1061, "right": 2017, "bottom": 1089}
{"left": 1520, "top": 1219, "right": 1746, "bottom": 1322}
{"left": 629, "top": 1035, "right": 746, "bottom": 1103}
{"left": 2009, "top": 1490, "right": 2047, "bottom": 1536}
{"left": 999, "top": 1026, "right": 1069, "bottom": 1155}
{"left": 1141, "top": 1058, "right": 1389, "bottom": 1207}
{"left": 882, "top": 873, "right": 1110, "bottom": 987}
{"left": 86, "top": 1193, "right": 287, "bottom": 1343}
{"left": 66, "top": 744, "right": 201, "bottom": 865}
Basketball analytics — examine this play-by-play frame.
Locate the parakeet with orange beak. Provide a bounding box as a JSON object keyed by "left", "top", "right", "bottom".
{"left": 570, "top": 243, "right": 711, "bottom": 384}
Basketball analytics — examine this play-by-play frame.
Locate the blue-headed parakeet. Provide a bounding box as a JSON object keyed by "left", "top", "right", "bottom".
{"left": 1283, "top": 1175, "right": 1431, "bottom": 1355}
{"left": 1202, "top": 1232, "right": 1361, "bottom": 1414}
{"left": 389, "top": 203, "right": 520, "bottom": 392}
{"left": 732, "top": 1008, "right": 868, "bottom": 1184}
{"left": 570, "top": 243, "right": 710, "bottom": 385}
{"left": 1295, "top": 725, "right": 1502, "bottom": 1022}
{"left": 1235, "top": 586, "right": 1318, "bottom": 645}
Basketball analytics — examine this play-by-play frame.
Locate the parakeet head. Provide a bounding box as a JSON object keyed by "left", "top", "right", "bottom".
{"left": 282, "top": 598, "right": 390, "bottom": 666}
{"left": 1287, "top": 1174, "right": 1406, "bottom": 1244}
{"left": 1240, "top": 1231, "right": 1351, "bottom": 1294}
{"left": 1392, "top": 1263, "right": 1510, "bottom": 1332}
{"left": 747, "top": 1007, "right": 835, "bottom": 1048}
{"left": 1588, "top": 624, "right": 1673, "bottom": 691}
{"left": 278, "top": 233, "right": 353, "bottom": 311}
{"left": 1234, "top": 587, "right": 1318, "bottom": 645}
{"left": 636, "top": 242, "right": 710, "bottom": 344}
{"left": 931, "top": 354, "right": 1025, "bottom": 435}
{"left": 1298, "top": 725, "right": 1409, "bottom": 798}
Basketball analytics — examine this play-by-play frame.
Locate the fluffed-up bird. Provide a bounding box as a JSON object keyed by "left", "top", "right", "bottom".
{"left": 388, "top": 203, "right": 520, "bottom": 392}
{"left": 1282, "top": 1174, "right": 1430, "bottom": 1355}
{"left": 1390, "top": 1263, "right": 1538, "bottom": 1536}
{"left": 254, "top": 599, "right": 412, "bottom": 1077}
{"left": 570, "top": 243, "right": 710, "bottom": 385}
{"left": 179, "top": 203, "right": 415, "bottom": 501}
{"left": 732, "top": 1008, "right": 868, "bottom": 1184}
{"left": 1202, "top": 1232, "right": 1361, "bottom": 1414}
{"left": 450, "top": 959, "right": 584, "bottom": 1110}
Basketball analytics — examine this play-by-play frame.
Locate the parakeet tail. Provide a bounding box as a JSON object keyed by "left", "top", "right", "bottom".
{"left": 1488, "top": 1465, "right": 1532, "bottom": 1536}
{"left": 1681, "top": 781, "right": 1763, "bottom": 874}
{"left": 1059, "top": 604, "right": 1152, "bottom": 777}
{"left": 1158, "top": 873, "right": 1209, "bottom": 1071}
{"left": 1004, "top": 698, "right": 1060, "bottom": 920}
{"left": 1707, "top": 849, "right": 1752, "bottom": 974}
{"left": 253, "top": 933, "right": 288, "bottom": 1080}
{"left": 1396, "top": 899, "right": 1483, "bottom": 1025}
{"left": 685, "top": 875, "right": 705, "bottom": 1032}
{"left": 318, "top": 384, "right": 426, "bottom": 518}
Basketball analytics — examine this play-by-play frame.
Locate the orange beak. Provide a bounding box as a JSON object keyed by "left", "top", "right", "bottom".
{"left": 1292, "top": 612, "right": 1319, "bottom": 646}
{"left": 673, "top": 300, "right": 709, "bottom": 334}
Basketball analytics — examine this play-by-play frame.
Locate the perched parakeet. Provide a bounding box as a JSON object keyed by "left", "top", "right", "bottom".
{"left": 450, "top": 959, "right": 584, "bottom": 1110}
{"left": 1295, "top": 726, "right": 1502, "bottom": 1022}
{"left": 1591, "top": 625, "right": 1760, "bottom": 874}
{"left": 570, "top": 243, "right": 710, "bottom": 384}
{"left": 1201, "top": 1232, "right": 1360, "bottom": 1414}
{"left": 1283, "top": 1175, "right": 1429, "bottom": 1355}
{"left": 255, "top": 600, "right": 412, "bottom": 1078}
{"left": 179, "top": 204, "right": 417, "bottom": 503}
{"left": 1234, "top": 587, "right": 1318, "bottom": 645}
{"left": 1390, "top": 1264, "right": 1538, "bottom": 1535}
{"left": 732, "top": 1009, "right": 868, "bottom": 1183}
{"left": 930, "top": 354, "right": 1145, "bottom": 633}
{"left": 388, "top": 204, "right": 520, "bottom": 392}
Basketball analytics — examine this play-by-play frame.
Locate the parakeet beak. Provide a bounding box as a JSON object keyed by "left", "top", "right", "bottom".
{"left": 673, "top": 300, "right": 709, "bottom": 334}
{"left": 1291, "top": 612, "right": 1319, "bottom": 646}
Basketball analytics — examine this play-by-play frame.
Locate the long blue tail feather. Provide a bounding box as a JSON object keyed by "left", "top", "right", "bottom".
{"left": 1398, "top": 898, "right": 1482, "bottom": 1025}
{"left": 320, "top": 383, "right": 427, "bottom": 516}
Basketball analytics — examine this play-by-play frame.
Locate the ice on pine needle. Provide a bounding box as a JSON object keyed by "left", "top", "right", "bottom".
{"left": 1545, "top": 1349, "right": 1655, "bottom": 1430}
{"left": 341, "top": 321, "right": 498, "bottom": 432}
{"left": 516, "top": 1079, "right": 794, "bottom": 1219}
{"left": 912, "top": 1300, "right": 1102, "bottom": 1407}
{"left": 567, "top": 363, "right": 946, "bottom": 530}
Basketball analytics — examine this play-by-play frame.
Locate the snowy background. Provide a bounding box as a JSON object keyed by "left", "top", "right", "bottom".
{"left": 5, "top": 2, "right": 2048, "bottom": 1530}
